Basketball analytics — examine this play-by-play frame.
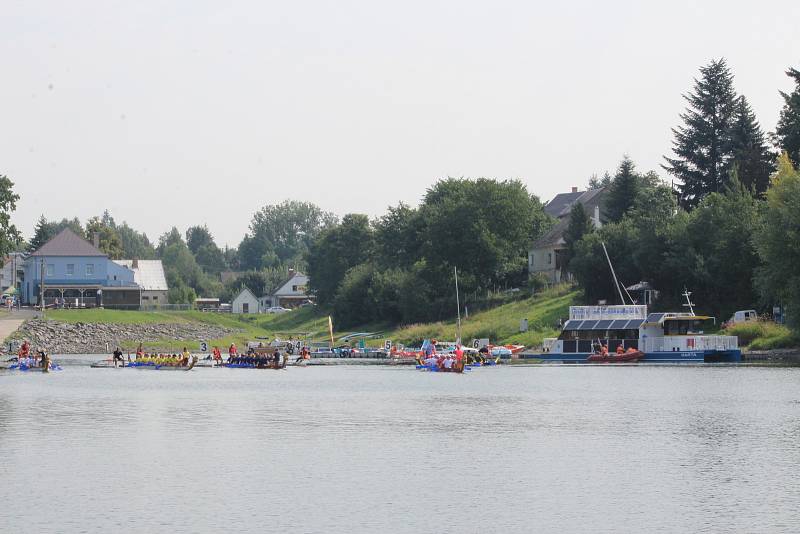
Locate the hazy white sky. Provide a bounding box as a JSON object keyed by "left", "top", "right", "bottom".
{"left": 2, "top": 0, "right": 799, "bottom": 247}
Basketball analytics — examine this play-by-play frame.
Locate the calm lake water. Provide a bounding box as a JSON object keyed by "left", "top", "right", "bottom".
{"left": 1, "top": 361, "right": 799, "bottom": 533}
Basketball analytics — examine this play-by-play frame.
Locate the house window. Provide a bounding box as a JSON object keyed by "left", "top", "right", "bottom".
{"left": 152, "top": 296, "right": 158, "bottom": 301}
{"left": 66, "top": 264, "right": 75, "bottom": 276}
{"left": 46, "top": 264, "right": 54, "bottom": 277}
{"left": 292, "top": 285, "right": 297, "bottom": 291}
{"left": 243, "top": 303, "right": 249, "bottom": 313}
{"left": 86, "top": 264, "right": 94, "bottom": 276}
{"left": 142, "top": 296, "right": 149, "bottom": 300}
{"left": 547, "top": 253, "right": 552, "bottom": 265}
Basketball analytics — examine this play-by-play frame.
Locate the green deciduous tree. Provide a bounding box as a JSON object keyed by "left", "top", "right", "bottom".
{"left": 0, "top": 175, "right": 21, "bottom": 256}
{"left": 306, "top": 214, "right": 374, "bottom": 306}
{"left": 117, "top": 222, "right": 156, "bottom": 259}
{"left": 195, "top": 243, "right": 226, "bottom": 275}
{"left": 755, "top": 153, "right": 800, "bottom": 330}
{"left": 240, "top": 201, "right": 337, "bottom": 270}
{"left": 417, "top": 178, "right": 546, "bottom": 292}
{"left": 774, "top": 67, "right": 800, "bottom": 166}
{"left": 186, "top": 225, "right": 215, "bottom": 255}
{"left": 664, "top": 58, "right": 738, "bottom": 209}
{"left": 86, "top": 216, "right": 125, "bottom": 259}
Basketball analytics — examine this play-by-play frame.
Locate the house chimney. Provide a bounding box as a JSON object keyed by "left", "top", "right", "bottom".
{"left": 92, "top": 232, "right": 100, "bottom": 248}
{"left": 288, "top": 268, "right": 296, "bottom": 278}
{"left": 132, "top": 258, "right": 139, "bottom": 269}
{"left": 594, "top": 205, "right": 601, "bottom": 228}
{"left": 571, "top": 186, "right": 578, "bottom": 193}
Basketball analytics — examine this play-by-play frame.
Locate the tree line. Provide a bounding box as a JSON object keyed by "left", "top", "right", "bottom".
{"left": 565, "top": 59, "right": 800, "bottom": 329}
{"left": 0, "top": 58, "right": 797, "bottom": 333}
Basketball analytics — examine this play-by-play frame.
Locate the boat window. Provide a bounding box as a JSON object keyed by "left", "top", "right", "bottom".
{"left": 665, "top": 319, "right": 707, "bottom": 335}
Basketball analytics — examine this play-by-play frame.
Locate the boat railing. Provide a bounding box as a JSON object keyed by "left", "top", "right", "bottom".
{"left": 641, "top": 335, "right": 738, "bottom": 353}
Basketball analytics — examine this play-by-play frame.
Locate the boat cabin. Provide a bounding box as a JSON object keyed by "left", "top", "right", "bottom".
{"left": 555, "top": 305, "right": 646, "bottom": 353}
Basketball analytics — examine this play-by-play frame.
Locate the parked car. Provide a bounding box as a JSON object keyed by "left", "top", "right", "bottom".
{"left": 266, "top": 306, "right": 290, "bottom": 314}
{"left": 723, "top": 309, "right": 758, "bottom": 328}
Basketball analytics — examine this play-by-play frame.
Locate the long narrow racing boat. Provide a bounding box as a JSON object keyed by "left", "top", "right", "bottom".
{"left": 124, "top": 359, "right": 196, "bottom": 371}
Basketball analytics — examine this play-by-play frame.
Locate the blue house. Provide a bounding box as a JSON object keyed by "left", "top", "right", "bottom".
{"left": 22, "top": 228, "right": 142, "bottom": 307}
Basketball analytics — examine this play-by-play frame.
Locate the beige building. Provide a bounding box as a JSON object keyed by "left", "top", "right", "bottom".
{"left": 114, "top": 259, "right": 169, "bottom": 307}
{"left": 529, "top": 187, "right": 606, "bottom": 284}
{"left": 232, "top": 287, "right": 259, "bottom": 314}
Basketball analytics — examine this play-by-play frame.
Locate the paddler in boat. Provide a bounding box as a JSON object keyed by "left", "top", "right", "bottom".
{"left": 38, "top": 350, "right": 50, "bottom": 372}
{"left": 112, "top": 347, "right": 125, "bottom": 367}
{"left": 212, "top": 346, "right": 222, "bottom": 364}
{"left": 295, "top": 345, "right": 309, "bottom": 364}
{"left": 228, "top": 343, "right": 237, "bottom": 361}
{"left": 616, "top": 344, "right": 625, "bottom": 355}
{"left": 443, "top": 355, "right": 453, "bottom": 371}
{"left": 179, "top": 347, "right": 191, "bottom": 366}
{"left": 18, "top": 339, "right": 30, "bottom": 359}
{"left": 135, "top": 343, "right": 144, "bottom": 361}
{"left": 271, "top": 349, "right": 281, "bottom": 368}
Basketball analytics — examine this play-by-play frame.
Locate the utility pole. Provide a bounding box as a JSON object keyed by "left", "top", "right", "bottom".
{"left": 40, "top": 259, "right": 45, "bottom": 311}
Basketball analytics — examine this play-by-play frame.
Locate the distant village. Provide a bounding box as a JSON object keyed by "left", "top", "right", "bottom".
{"left": 2, "top": 227, "right": 314, "bottom": 315}
{"left": 2, "top": 185, "right": 599, "bottom": 316}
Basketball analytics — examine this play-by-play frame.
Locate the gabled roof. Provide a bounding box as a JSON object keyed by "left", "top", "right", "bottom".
{"left": 114, "top": 260, "right": 169, "bottom": 291}
{"left": 543, "top": 188, "right": 607, "bottom": 219}
{"left": 233, "top": 287, "right": 258, "bottom": 302}
{"left": 532, "top": 217, "right": 569, "bottom": 248}
{"left": 543, "top": 191, "right": 585, "bottom": 218}
{"left": 29, "top": 228, "right": 107, "bottom": 257}
{"left": 532, "top": 187, "right": 608, "bottom": 250}
{"left": 271, "top": 272, "right": 309, "bottom": 297}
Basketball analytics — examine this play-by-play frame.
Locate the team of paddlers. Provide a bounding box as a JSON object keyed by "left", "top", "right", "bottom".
{"left": 133, "top": 347, "right": 193, "bottom": 367}
{"left": 417, "top": 340, "right": 469, "bottom": 372}
{"left": 11, "top": 340, "right": 54, "bottom": 371}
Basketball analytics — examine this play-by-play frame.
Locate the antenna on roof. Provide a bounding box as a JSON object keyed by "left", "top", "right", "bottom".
{"left": 681, "top": 288, "right": 695, "bottom": 315}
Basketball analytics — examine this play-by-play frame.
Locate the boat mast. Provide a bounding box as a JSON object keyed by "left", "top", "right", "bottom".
{"left": 601, "top": 241, "right": 626, "bottom": 305}
{"left": 681, "top": 288, "right": 695, "bottom": 315}
{"left": 454, "top": 266, "right": 462, "bottom": 345}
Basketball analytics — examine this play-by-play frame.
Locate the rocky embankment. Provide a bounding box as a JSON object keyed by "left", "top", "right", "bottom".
{"left": 11, "top": 319, "right": 236, "bottom": 354}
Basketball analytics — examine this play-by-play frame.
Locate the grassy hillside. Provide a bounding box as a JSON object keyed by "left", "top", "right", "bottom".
{"left": 40, "top": 286, "right": 578, "bottom": 351}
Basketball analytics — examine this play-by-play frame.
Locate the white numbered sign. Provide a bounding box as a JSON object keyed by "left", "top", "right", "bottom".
{"left": 200, "top": 341, "right": 208, "bottom": 352}
{"left": 384, "top": 340, "right": 392, "bottom": 351}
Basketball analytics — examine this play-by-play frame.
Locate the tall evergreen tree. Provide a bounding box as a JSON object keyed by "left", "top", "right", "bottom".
{"left": 604, "top": 156, "right": 641, "bottom": 223}
{"left": 563, "top": 202, "right": 594, "bottom": 271}
{"left": 28, "top": 215, "right": 55, "bottom": 252}
{"left": 663, "top": 58, "right": 737, "bottom": 209}
{"left": 774, "top": 66, "right": 800, "bottom": 166}
{"left": 727, "top": 95, "right": 774, "bottom": 195}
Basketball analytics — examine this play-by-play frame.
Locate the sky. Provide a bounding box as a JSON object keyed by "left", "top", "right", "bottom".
{"left": 2, "top": 0, "right": 799, "bottom": 248}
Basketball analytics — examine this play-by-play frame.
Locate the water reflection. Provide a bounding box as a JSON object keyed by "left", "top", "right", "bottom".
{"left": 1, "top": 365, "right": 799, "bottom": 533}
